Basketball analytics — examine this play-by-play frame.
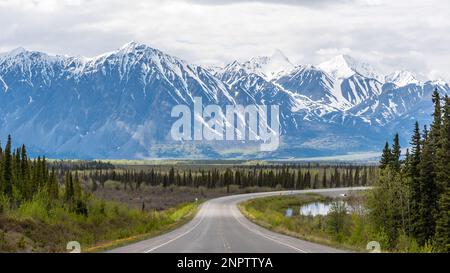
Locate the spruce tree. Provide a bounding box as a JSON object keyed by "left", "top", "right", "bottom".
{"left": 354, "top": 167, "right": 360, "bottom": 186}
{"left": 296, "top": 169, "right": 303, "bottom": 189}
{"left": 20, "top": 144, "right": 30, "bottom": 198}
{"left": 47, "top": 168, "right": 59, "bottom": 200}
{"left": 2, "top": 135, "right": 13, "bottom": 196}
{"left": 322, "top": 171, "right": 327, "bottom": 188}
{"left": 335, "top": 168, "right": 340, "bottom": 188}
{"left": 0, "top": 141, "right": 3, "bottom": 195}
{"left": 73, "top": 172, "right": 82, "bottom": 201}
{"left": 409, "top": 122, "right": 422, "bottom": 240}
{"left": 434, "top": 95, "right": 450, "bottom": 251}
{"left": 403, "top": 148, "right": 411, "bottom": 175}
{"left": 64, "top": 172, "right": 74, "bottom": 203}
{"left": 434, "top": 186, "right": 450, "bottom": 252}
{"left": 361, "top": 167, "right": 368, "bottom": 186}
{"left": 380, "top": 141, "right": 392, "bottom": 169}
{"left": 436, "top": 95, "right": 450, "bottom": 195}
{"left": 391, "top": 134, "right": 401, "bottom": 172}
{"left": 417, "top": 127, "right": 438, "bottom": 244}
{"left": 430, "top": 89, "right": 442, "bottom": 153}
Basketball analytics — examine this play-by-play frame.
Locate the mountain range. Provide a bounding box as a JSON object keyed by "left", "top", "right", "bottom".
{"left": 0, "top": 42, "right": 448, "bottom": 159}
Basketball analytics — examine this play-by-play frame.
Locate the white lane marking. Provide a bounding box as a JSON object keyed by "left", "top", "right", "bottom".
{"left": 229, "top": 201, "right": 308, "bottom": 253}
{"left": 144, "top": 202, "right": 210, "bottom": 253}
{"left": 219, "top": 205, "right": 233, "bottom": 253}
{"left": 143, "top": 187, "right": 367, "bottom": 253}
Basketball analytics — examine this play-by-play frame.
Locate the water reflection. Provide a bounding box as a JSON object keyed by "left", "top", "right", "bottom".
{"left": 298, "top": 197, "right": 366, "bottom": 216}
{"left": 299, "top": 202, "right": 334, "bottom": 216}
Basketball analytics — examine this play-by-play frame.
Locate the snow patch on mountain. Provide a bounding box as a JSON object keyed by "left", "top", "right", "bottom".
{"left": 276, "top": 64, "right": 350, "bottom": 110}
{"left": 385, "top": 70, "right": 419, "bottom": 87}
{"left": 0, "top": 47, "right": 27, "bottom": 59}
{"left": 318, "top": 54, "right": 383, "bottom": 82}
{"left": 236, "top": 49, "right": 295, "bottom": 81}
{"left": 0, "top": 42, "right": 449, "bottom": 159}
{"left": 0, "top": 76, "right": 7, "bottom": 92}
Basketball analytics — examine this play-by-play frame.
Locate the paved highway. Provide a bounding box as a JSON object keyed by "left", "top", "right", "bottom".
{"left": 108, "top": 187, "right": 368, "bottom": 253}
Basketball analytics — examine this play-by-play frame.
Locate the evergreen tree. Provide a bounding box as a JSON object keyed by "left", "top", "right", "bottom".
{"left": 64, "top": 172, "right": 74, "bottom": 203}
{"left": 2, "top": 135, "right": 13, "bottom": 196}
{"left": 20, "top": 144, "right": 30, "bottom": 198}
{"left": 436, "top": 95, "right": 450, "bottom": 195}
{"left": 403, "top": 148, "right": 411, "bottom": 174}
{"left": 73, "top": 172, "right": 82, "bottom": 201}
{"left": 417, "top": 127, "right": 438, "bottom": 244}
{"left": 322, "top": 171, "right": 327, "bottom": 188}
{"left": 335, "top": 168, "right": 340, "bottom": 188}
{"left": 361, "top": 167, "right": 368, "bottom": 186}
{"left": 354, "top": 167, "right": 360, "bottom": 186}
{"left": 47, "top": 168, "right": 59, "bottom": 200}
{"left": 430, "top": 89, "right": 442, "bottom": 153}
{"left": 380, "top": 141, "right": 392, "bottom": 169}
{"left": 434, "top": 186, "right": 450, "bottom": 252}
{"left": 409, "top": 122, "right": 422, "bottom": 239}
{"left": 434, "top": 95, "right": 450, "bottom": 252}
{"left": 0, "top": 141, "right": 3, "bottom": 195}
{"left": 391, "top": 134, "right": 401, "bottom": 172}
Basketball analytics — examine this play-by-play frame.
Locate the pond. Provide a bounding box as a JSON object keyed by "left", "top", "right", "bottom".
{"left": 299, "top": 201, "right": 358, "bottom": 216}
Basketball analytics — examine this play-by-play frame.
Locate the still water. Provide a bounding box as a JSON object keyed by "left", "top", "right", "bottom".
{"left": 299, "top": 201, "right": 356, "bottom": 216}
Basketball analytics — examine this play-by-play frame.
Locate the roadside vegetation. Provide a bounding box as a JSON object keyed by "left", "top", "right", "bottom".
{"left": 240, "top": 191, "right": 439, "bottom": 252}
{"left": 0, "top": 197, "right": 198, "bottom": 252}
{"left": 1, "top": 89, "right": 446, "bottom": 252}
{"left": 240, "top": 90, "right": 450, "bottom": 253}
{"left": 0, "top": 143, "right": 378, "bottom": 253}
{"left": 372, "top": 90, "right": 449, "bottom": 252}
{"left": 0, "top": 136, "right": 199, "bottom": 252}
{"left": 239, "top": 193, "right": 373, "bottom": 251}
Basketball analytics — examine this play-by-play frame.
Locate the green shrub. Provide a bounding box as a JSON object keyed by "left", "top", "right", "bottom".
{"left": 326, "top": 201, "right": 348, "bottom": 241}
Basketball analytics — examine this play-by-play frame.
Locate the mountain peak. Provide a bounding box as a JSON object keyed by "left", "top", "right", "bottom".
{"left": 87, "top": 41, "right": 165, "bottom": 63}
{"left": 385, "top": 70, "right": 419, "bottom": 87}
{"left": 240, "top": 49, "right": 294, "bottom": 80}
{"left": 0, "top": 47, "right": 28, "bottom": 58}
{"left": 118, "top": 41, "right": 151, "bottom": 52}
{"left": 318, "top": 55, "right": 356, "bottom": 80}
{"left": 9, "top": 47, "right": 27, "bottom": 55}
{"left": 318, "top": 54, "right": 383, "bottom": 82}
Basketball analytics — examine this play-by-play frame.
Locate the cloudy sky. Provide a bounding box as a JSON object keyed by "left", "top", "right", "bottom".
{"left": 0, "top": 0, "right": 449, "bottom": 80}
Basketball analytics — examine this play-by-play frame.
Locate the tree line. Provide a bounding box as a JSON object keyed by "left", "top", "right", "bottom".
{"left": 87, "top": 164, "right": 378, "bottom": 192}
{"left": 0, "top": 136, "right": 86, "bottom": 214}
{"left": 373, "top": 89, "right": 449, "bottom": 252}
{"left": 48, "top": 160, "right": 115, "bottom": 171}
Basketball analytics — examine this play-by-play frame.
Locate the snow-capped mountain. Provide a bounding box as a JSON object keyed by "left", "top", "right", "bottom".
{"left": 218, "top": 49, "right": 295, "bottom": 81}
{"left": 0, "top": 42, "right": 448, "bottom": 159}
{"left": 318, "top": 54, "right": 383, "bottom": 82}
{"left": 275, "top": 65, "right": 347, "bottom": 110}
{"left": 0, "top": 42, "right": 237, "bottom": 158}
{"left": 385, "top": 70, "right": 419, "bottom": 87}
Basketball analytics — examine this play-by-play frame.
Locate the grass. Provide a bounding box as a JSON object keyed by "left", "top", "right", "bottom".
{"left": 0, "top": 192, "right": 200, "bottom": 252}
{"left": 238, "top": 193, "right": 363, "bottom": 252}
{"left": 84, "top": 201, "right": 200, "bottom": 252}
{"left": 239, "top": 192, "right": 435, "bottom": 253}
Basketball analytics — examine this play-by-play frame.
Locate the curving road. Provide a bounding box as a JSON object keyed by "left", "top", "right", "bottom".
{"left": 108, "top": 187, "right": 368, "bottom": 253}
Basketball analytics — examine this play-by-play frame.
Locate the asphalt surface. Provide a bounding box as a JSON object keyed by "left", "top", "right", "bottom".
{"left": 108, "top": 187, "right": 368, "bottom": 253}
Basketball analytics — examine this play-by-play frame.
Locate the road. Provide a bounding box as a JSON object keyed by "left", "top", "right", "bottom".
{"left": 108, "top": 187, "right": 368, "bottom": 253}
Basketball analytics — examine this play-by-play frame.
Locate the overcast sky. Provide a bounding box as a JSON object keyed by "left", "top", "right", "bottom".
{"left": 0, "top": 0, "right": 449, "bottom": 81}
